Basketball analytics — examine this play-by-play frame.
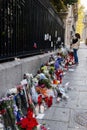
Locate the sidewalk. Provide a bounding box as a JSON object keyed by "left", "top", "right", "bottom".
{"left": 38, "top": 43, "right": 87, "bottom": 130}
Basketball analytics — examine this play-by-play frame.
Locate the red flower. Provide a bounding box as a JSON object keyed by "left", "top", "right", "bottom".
{"left": 27, "top": 107, "right": 33, "bottom": 118}
{"left": 20, "top": 118, "right": 29, "bottom": 128}
{"left": 55, "top": 69, "right": 63, "bottom": 80}
{"left": 64, "top": 65, "right": 68, "bottom": 70}
{"left": 44, "top": 96, "right": 49, "bottom": 105}
{"left": 27, "top": 118, "right": 38, "bottom": 130}
{"left": 16, "top": 121, "right": 21, "bottom": 125}
{"left": 44, "top": 96, "right": 53, "bottom": 108}
{"left": 19, "top": 117, "right": 38, "bottom": 130}
{"left": 0, "top": 109, "right": 6, "bottom": 115}
{"left": 38, "top": 95, "right": 42, "bottom": 106}
{"left": 41, "top": 125, "right": 47, "bottom": 130}
{"left": 17, "top": 108, "right": 38, "bottom": 130}
{"left": 48, "top": 96, "right": 53, "bottom": 107}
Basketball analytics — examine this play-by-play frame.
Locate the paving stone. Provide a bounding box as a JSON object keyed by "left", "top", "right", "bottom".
{"left": 38, "top": 120, "right": 68, "bottom": 130}
{"left": 78, "top": 92, "right": 87, "bottom": 109}
{"left": 85, "top": 80, "right": 87, "bottom": 85}
{"left": 69, "top": 109, "right": 87, "bottom": 129}
{"left": 71, "top": 85, "right": 87, "bottom": 92}
{"left": 43, "top": 107, "right": 70, "bottom": 122}
{"left": 54, "top": 121, "right": 68, "bottom": 130}
{"left": 62, "top": 78, "right": 86, "bottom": 86}
{"left": 53, "top": 91, "right": 79, "bottom": 109}
{"left": 63, "top": 76, "right": 82, "bottom": 81}
{"left": 70, "top": 81, "right": 86, "bottom": 86}
{"left": 68, "top": 128, "right": 87, "bottom": 130}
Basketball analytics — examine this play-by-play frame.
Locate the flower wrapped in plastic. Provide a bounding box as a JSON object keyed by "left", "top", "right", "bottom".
{"left": 49, "top": 66, "right": 55, "bottom": 80}
{"left": 44, "top": 96, "right": 53, "bottom": 108}
{"left": 54, "top": 60, "right": 59, "bottom": 70}
{"left": 17, "top": 107, "right": 38, "bottom": 130}
{"left": 14, "top": 85, "right": 27, "bottom": 115}
{"left": 55, "top": 69, "right": 63, "bottom": 83}
{"left": 30, "top": 85, "right": 38, "bottom": 104}
{"left": 36, "top": 87, "right": 48, "bottom": 97}
{"left": 0, "top": 97, "right": 16, "bottom": 129}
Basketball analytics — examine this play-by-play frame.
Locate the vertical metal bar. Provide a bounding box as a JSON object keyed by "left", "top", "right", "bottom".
{"left": 11, "top": 0, "right": 14, "bottom": 55}
{"left": 1, "top": 0, "right": 4, "bottom": 56}
{"left": 0, "top": 0, "right": 65, "bottom": 61}
{"left": 9, "top": 0, "right": 13, "bottom": 55}
{"left": 15, "top": 0, "right": 17, "bottom": 55}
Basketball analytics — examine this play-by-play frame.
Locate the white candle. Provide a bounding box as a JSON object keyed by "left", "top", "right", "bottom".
{"left": 40, "top": 105, "right": 44, "bottom": 114}
{"left": 37, "top": 124, "right": 41, "bottom": 130}
{"left": 35, "top": 105, "right": 39, "bottom": 116}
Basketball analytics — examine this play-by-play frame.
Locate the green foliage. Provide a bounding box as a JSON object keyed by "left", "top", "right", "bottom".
{"left": 49, "top": 66, "right": 55, "bottom": 75}
{"left": 63, "top": 0, "right": 78, "bottom": 5}
{"left": 50, "top": 0, "right": 67, "bottom": 12}
{"left": 0, "top": 99, "right": 16, "bottom": 129}
{"left": 39, "top": 79, "right": 52, "bottom": 89}
{"left": 33, "top": 127, "right": 37, "bottom": 130}
{"left": 76, "top": 2, "right": 84, "bottom": 35}
{"left": 17, "top": 125, "right": 25, "bottom": 130}
{"left": 50, "top": 0, "right": 78, "bottom": 12}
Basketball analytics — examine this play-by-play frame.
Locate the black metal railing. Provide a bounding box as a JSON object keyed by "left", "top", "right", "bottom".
{"left": 0, "top": 0, "right": 65, "bottom": 62}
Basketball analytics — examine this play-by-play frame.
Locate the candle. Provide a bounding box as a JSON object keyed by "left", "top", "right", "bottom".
{"left": 40, "top": 105, "right": 44, "bottom": 114}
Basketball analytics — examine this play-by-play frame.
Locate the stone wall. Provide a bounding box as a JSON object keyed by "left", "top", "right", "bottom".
{"left": 0, "top": 52, "right": 56, "bottom": 97}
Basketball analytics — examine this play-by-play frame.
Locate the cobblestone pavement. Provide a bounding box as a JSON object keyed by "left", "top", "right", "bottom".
{"left": 38, "top": 43, "right": 87, "bottom": 130}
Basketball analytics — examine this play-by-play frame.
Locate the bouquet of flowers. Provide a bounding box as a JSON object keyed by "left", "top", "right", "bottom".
{"left": 0, "top": 97, "right": 16, "bottom": 129}
{"left": 17, "top": 107, "right": 38, "bottom": 130}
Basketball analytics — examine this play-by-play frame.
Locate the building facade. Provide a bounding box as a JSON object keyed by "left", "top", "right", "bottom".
{"left": 65, "top": 3, "right": 78, "bottom": 47}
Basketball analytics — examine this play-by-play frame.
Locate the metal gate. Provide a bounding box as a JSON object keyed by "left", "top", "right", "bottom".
{"left": 0, "top": 0, "right": 65, "bottom": 62}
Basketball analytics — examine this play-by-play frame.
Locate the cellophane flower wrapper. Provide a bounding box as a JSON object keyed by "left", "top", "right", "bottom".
{"left": 0, "top": 97, "right": 16, "bottom": 129}
{"left": 31, "top": 86, "right": 38, "bottom": 104}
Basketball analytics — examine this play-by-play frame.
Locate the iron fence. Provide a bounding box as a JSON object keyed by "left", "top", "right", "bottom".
{"left": 0, "top": 0, "right": 65, "bottom": 62}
